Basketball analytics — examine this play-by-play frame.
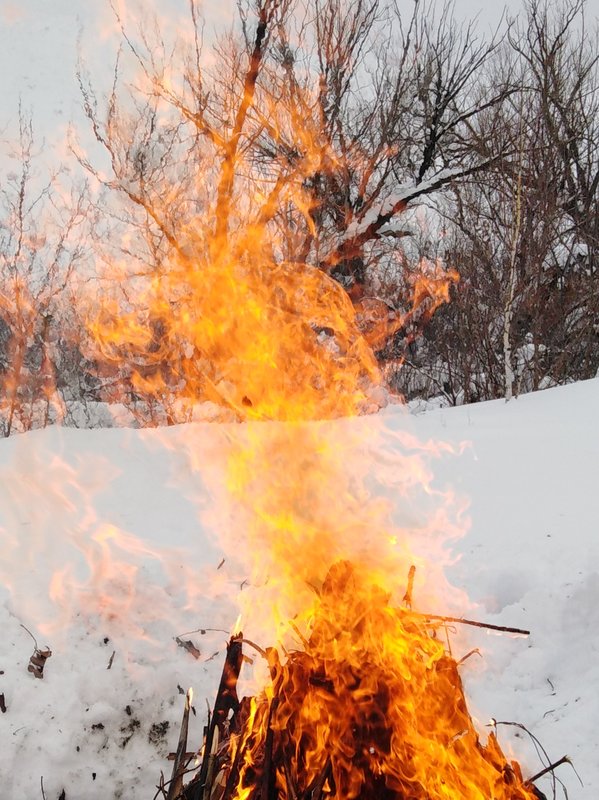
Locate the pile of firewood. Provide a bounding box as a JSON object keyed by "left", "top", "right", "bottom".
{"left": 162, "top": 563, "right": 553, "bottom": 800}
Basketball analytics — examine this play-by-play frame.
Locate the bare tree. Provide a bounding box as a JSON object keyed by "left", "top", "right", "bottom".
{"left": 0, "top": 110, "right": 89, "bottom": 435}
{"left": 393, "top": 0, "right": 599, "bottom": 407}
{"left": 511, "top": 0, "right": 599, "bottom": 386}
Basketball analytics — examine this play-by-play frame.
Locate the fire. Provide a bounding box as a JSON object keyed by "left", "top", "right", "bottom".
{"left": 73, "top": 3, "right": 538, "bottom": 797}
{"left": 89, "top": 252, "right": 382, "bottom": 423}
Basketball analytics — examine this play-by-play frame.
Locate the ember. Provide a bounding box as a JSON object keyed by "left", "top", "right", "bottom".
{"left": 172, "top": 563, "right": 542, "bottom": 800}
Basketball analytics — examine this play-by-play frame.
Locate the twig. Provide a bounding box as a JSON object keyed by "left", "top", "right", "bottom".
{"left": 20, "top": 623, "right": 38, "bottom": 649}
{"left": 153, "top": 771, "right": 168, "bottom": 800}
{"left": 288, "top": 621, "right": 309, "bottom": 650}
{"left": 158, "top": 766, "right": 204, "bottom": 800}
{"left": 412, "top": 611, "right": 530, "bottom": 636}
{"left": 457, "top": 648, "right": 482, "bottom": 666}
{"left": 40, "top": 776, "right": 47, "bottom": 800}
{"left": 491, "top": 720, "right": 582, "bottom": 798}
{"left": 240, "top": 638, "right": 268, "bottom": 659}
{"left": 175, "top": 627, "right": 229, "bottom": 638}
{"left": 107, "top": 650, "right": 116, "bottom": 670}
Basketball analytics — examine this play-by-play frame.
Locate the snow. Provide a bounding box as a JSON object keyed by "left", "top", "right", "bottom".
{"left": 1, "top": 378, "right": 599, "bottom": 799}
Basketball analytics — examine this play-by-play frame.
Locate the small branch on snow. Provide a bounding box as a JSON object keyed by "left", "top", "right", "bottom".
{"left": 175, "top": 638, "right": 202, "bottom": 660}
{"left": 175, "top": 627, "right": 229, "bottom": 638}
{"left": 457, "top": 648, "right": 482, "bottom": 666}
{"left": 20, "top": 623, "right": 39, "bottom": 649}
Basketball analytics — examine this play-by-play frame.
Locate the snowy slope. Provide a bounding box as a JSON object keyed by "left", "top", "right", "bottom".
{"left": 417, "top": 379, "right": 599, "bottom": 797}
{"left": 1, "top": 379, "right": 598, "bottom": 799}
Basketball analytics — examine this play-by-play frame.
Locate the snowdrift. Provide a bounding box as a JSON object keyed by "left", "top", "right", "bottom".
{"left": 1, "top": 379, "right": 597, "bottom": 799}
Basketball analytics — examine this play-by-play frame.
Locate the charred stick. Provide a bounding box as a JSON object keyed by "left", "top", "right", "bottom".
{"left": 528, "top": 755, "right": 571, "bottom": 783}
{"left": 194, "top": 634, "right": 244, "bottom": 800}
{"left": 304, "top": 759, "right": 332, "bottom": 800}
{"left": 213, "top": 633, "right": 244, "bottom": 735}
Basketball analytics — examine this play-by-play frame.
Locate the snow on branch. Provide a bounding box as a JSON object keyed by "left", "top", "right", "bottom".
{"left": 323, "top": 158, "right": 502, "bottom": 269}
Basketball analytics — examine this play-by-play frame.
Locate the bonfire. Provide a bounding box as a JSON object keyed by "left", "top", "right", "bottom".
{"left": 158, "top": 558, "right": 545, "bottom": 800}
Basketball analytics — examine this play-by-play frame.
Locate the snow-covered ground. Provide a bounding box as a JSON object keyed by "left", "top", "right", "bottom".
{"left": 1, "top": 379, "right": 597, "bottom": 799}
